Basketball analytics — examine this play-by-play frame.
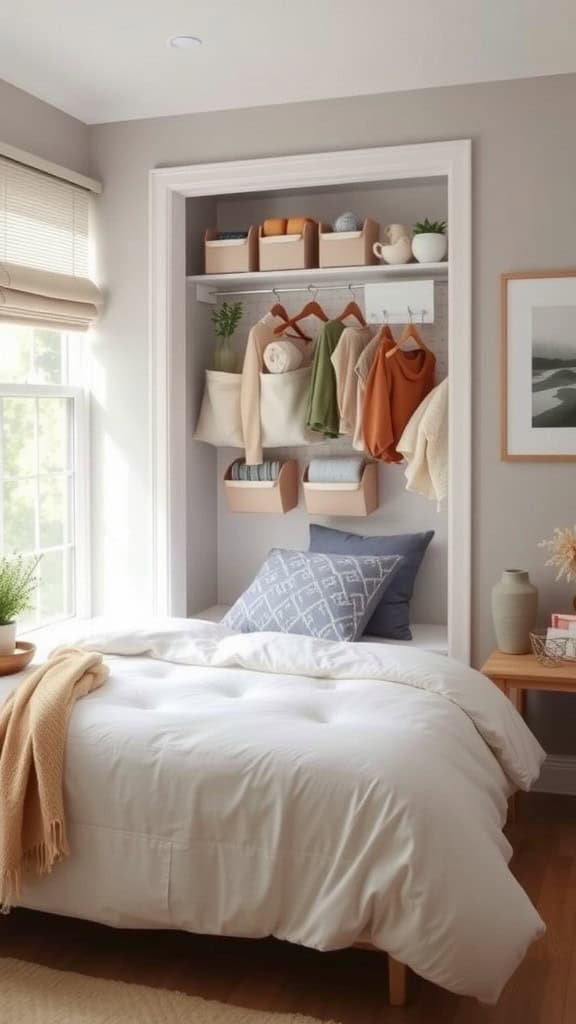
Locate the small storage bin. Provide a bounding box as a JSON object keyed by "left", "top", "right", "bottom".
{"left": 319, "top": 218, "right": 379, "bottom": 268}
{"left": 258, "top": 220, "right": 317, "bottom": 272}
{"left": 205, "top": 226, "right": 258, "bottom": 274}
{"left": 224, "top": 459, "right": 299, "bottom": 514}
{"left": 302, "top": 461, "right": 379, "bottom": 516}
{"left": 194, "top": 370, "right": 243, "bottom": 447}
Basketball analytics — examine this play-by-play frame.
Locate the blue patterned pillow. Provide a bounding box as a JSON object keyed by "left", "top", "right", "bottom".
{"left": 221, "top": 548, "right": 405, "bottom": 642}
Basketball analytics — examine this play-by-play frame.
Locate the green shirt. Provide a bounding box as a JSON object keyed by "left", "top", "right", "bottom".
{"left": 305, "top": 320, "right": 345, "bottom": 437}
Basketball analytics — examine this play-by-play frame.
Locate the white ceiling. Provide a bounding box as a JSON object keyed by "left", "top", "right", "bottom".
{"left": 1, "top": 0, "right": 575, "bottom": 125}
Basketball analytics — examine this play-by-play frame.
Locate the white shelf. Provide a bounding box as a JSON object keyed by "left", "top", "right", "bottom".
{"left": 187, "top": 261, "right": 448, "bottom": 294}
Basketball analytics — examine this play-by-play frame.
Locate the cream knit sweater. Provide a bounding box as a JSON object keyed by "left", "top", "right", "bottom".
{"left": 330, "top": 325, "right": 373, "bottom": 436}
{"left": 397, "top": 377, "right": 448, "bottom": 503}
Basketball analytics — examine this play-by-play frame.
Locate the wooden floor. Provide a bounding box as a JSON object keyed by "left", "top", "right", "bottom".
{"left": 1, "top": 793, "right": 576, "bottom": 1023}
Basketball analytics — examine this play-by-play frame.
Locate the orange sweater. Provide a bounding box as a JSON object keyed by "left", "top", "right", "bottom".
{"left": 362, "top": 342, "right": 436, "bottom": 463}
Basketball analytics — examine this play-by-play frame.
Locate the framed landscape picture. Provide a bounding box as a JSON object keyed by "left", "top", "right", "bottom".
{"left": 502, "top": 270, "right": 576, "bottom": 460}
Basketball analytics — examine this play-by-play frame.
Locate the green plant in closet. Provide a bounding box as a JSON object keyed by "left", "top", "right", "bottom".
{"left": 412, "top": 219, "right": 447, "bottom": 235}
{"left": 211, "top": 301, "right": 243, "bottom": 372}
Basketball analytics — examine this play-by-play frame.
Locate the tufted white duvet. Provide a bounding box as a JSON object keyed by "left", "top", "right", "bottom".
{"left": 3, "top": 620, "right": 545, "bottom": 1003}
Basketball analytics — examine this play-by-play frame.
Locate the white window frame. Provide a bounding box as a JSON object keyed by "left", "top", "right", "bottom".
{"left": 0, "top": 345, "right": 91, "bottom": 627}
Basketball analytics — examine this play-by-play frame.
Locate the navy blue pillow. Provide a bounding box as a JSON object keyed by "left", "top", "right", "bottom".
{"left": 308, "top": 524, "right": 434, "bottom": 641}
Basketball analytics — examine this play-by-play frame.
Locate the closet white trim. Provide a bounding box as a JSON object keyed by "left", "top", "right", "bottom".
{"left": 149, "top": 140, "right": 472, "bottom": 663}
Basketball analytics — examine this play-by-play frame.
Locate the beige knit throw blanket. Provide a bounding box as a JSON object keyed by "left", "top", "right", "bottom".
{"left": 0, "top": 646, "right": 108, "bottom": 911}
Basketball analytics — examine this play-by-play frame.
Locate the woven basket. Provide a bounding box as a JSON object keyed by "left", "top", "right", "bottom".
{"left": 530, "top": 630, "right": 576, "bottom": 666}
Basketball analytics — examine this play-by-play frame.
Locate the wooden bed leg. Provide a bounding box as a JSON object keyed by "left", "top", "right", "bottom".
{"left": 388, "top": 956, "right": 408, "bottom": 1007}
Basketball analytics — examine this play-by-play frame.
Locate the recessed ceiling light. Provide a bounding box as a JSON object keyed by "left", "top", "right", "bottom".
{"left": 169, "top": 35, "right": 203, "bottom": 49}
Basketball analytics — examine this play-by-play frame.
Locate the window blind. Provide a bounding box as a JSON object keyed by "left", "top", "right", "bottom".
{"left": 0, "top": 157, "right": 102, "bottom": 331}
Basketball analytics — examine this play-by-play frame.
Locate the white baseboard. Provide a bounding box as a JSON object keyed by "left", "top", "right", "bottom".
{"left": 533, "top": 755, "right": 576, "bottom": 796}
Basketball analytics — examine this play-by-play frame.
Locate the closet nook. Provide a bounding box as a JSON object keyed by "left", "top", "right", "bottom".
{"left": 150, "top": 141, "right": 471, "bottom": 661}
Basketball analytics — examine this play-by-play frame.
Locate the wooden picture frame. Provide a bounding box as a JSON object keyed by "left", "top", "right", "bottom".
{"left": 502, "top": 270, "right": 576, "bottom": 461}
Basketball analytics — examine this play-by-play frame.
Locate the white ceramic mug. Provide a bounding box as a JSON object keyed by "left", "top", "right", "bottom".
{"left": 372, "top": 224, "right": 413, "bottom": 265}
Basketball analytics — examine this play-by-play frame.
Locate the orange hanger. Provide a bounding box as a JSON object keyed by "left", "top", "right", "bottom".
{"left": 270, "top": 291, "right": 311, "bottom": 341}
{"left": 274, "top": 288, "right": 329, "bottom": 336}
{"left": 385, "top": 316, "right": 430, "bottom": 360}
{"left": 336, "top": 301, "right": 366, "bottom": 327}
{"left": 380, "top": 323, "right": 396, "bottom": 345}
{"left": 335, "top": 284, "right": 366, "bottom": 327}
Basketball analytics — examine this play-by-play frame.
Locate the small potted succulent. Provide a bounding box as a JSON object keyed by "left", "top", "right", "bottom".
{"left": 412, "top": 219, "right": 448, "bottom": 264}
{"left": 212, "top": 301, "right": 243, "bottom": 373}
{"left": 0, "top": 554, "right": 41, "bottom": 655}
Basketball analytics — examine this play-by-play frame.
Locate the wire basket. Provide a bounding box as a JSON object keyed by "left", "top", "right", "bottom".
{"left": 530, "top": 630, "right": 576, "bottom": 666}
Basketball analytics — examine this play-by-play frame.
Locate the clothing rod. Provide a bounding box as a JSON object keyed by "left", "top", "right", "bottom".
{"left": 215, "top": 283, "right": 364, "bottom": 297}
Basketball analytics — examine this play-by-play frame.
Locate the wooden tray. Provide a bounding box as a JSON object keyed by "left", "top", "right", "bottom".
{"left": 0, "top": 641, "right": 36, "bottom": 676}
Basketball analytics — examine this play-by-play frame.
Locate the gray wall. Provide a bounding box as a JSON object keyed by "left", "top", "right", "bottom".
{"left": 0, "top": 78, "right": 90, "bottom": 174}
{"left": 86, "top": 73, "right": 575, "bottom": 752}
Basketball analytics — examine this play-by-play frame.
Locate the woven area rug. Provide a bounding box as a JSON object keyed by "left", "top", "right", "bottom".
{"left": 0, "top": 958, "right": 335, "bottom": 1024}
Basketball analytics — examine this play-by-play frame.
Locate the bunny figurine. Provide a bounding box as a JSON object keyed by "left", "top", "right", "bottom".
{"left": 372, "top": 224, "right": 412, "bottom": 265}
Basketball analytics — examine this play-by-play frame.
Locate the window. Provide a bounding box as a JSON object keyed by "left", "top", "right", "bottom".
{"left": 0, "top": 155, "right": 100, "bottom": 628}
{"left": 0, "top": 323, "right": 89, "bottom": 628}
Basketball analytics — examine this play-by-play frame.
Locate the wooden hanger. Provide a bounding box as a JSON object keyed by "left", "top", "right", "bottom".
{"left": 385, "top": 316, "right": 430, "bottom": 360}
{"left": 270, "top": 292, "right": 311, "bottom": 341}
{"left": 335, "top": 285, "right": 367, "bottom": 327}
{"left": 380, "top": 323, "right": 396, "bottom": 345}
{"left": 274, "top": 288, "right": 329, "bottom": 336}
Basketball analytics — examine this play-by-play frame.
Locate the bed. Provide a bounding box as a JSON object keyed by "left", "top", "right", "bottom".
{"left": 2, "top": 618, "right": 545, "bottom": 1005}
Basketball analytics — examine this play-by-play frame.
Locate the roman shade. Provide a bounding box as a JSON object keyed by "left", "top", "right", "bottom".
{"left": 0, "top": 157, "right": 102, "bottom": 331}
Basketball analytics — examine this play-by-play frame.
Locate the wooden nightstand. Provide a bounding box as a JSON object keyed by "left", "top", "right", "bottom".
{"left": 481, "top": 649, "right": 576, "bottom": 820}
{"left": 481, "top": 649, "right": 576, "bottom": 713}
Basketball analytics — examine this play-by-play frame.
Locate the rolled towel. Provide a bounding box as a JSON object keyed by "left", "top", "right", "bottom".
{"left": 262, "top": 218, "right": 287, "bottom": 237}
{"left": 307, "top": 456, "right": 365, "bottom": 484}
{"left": 235, "top": 460, "right": 281, "bottom": 482}
{"left": 263, "top": 340, "right": 304, "bottom": 374}
{"left": 286, "top": 216, "right": 314, "bottom": 235}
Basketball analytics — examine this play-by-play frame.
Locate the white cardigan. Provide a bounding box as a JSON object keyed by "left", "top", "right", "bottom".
{"left": 397, "top": 377, "right": 448, "bottom": 502}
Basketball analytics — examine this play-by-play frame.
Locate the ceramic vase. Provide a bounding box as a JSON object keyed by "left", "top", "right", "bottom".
{"left": 214, "top": 338, "right": 238, "bottom": 373}
{"left": 412, "top": 232, "right": 447, "bottom": 263}
{"left": 0, "top": 621, "right": 17, "bottom": 656}
{"left": 491, "top": 570, "right": 538, "bottom": 654}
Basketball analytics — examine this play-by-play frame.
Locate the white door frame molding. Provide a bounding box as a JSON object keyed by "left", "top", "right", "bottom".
{"left": 149, "top": 140, "right": 472, "bottom": 662}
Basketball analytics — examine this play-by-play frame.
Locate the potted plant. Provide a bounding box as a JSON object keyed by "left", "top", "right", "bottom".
{"left": 411, "top": 219, "right": 448, "bottom": 264}
{"left": 212, "top": 301, "right": 243, "bottom": 372}
{"left": 0, "top": 554, "right": 42, "bottom": 655}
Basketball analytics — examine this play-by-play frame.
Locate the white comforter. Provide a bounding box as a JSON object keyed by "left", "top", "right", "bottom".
{"left": 1, "top": 620, "right": 545, "bottom": 1002}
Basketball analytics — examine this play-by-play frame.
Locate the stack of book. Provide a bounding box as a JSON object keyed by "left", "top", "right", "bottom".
{"left": 547, "top": 613, "right": 576, "bottom": 658}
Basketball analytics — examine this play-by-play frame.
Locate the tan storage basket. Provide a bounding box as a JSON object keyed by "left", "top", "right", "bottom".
{"left": 302, "top": 461, "right": 379, "bottom": 517}
{"left": 258, "top": 220, "right": 317, "bottom": 272}
{"left": 319, "top": 218, "right": 379, "bottom": 268}
{"left": 205, "top": 226, "right": 258, "bottom": 274}
{"left": 224, "top": 459, "right": 299, "bottom": 514}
